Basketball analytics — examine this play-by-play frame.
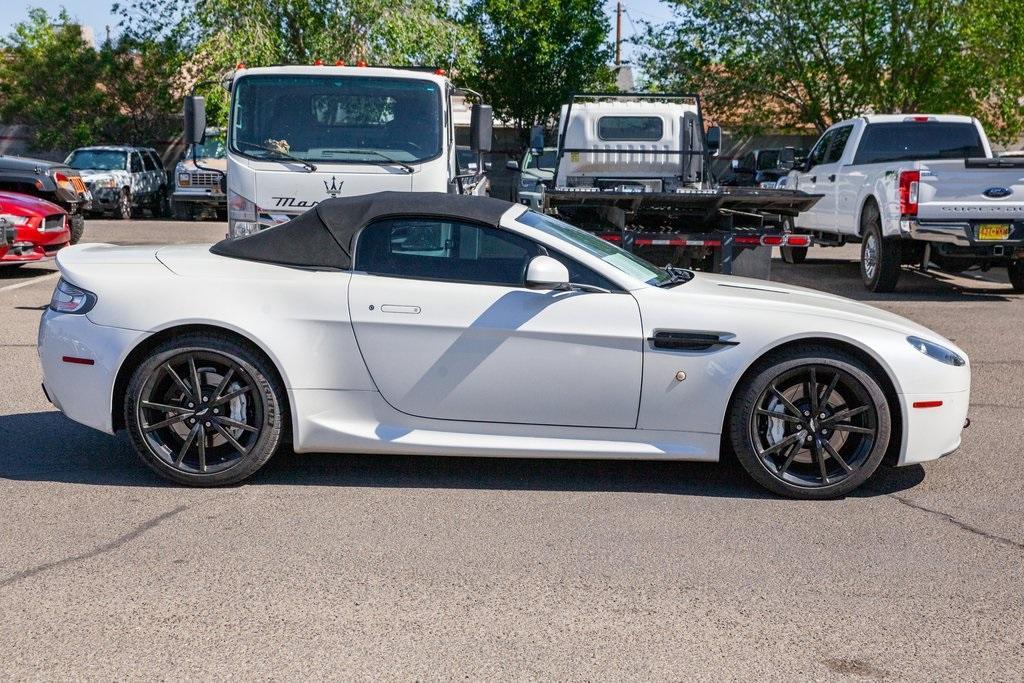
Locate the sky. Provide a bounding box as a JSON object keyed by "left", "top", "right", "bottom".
{"left": 0, "top": 0, "right": 676, "bottom": 63}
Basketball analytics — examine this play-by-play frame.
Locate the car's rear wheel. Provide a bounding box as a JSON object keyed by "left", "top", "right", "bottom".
{"left": 1008, "top": 261, "right": 1024, "bottom": 293}
{"left": 117, "top": 189, "right": 132, "bottom": 220}
{"left": 124, "top": 334, "right": 285, "bottom": 486}
{"left": 860, "top": 203, "right": 901, "bottom": 292}
{"left": 728, "top": 346, "right": 891, "bottom": 499}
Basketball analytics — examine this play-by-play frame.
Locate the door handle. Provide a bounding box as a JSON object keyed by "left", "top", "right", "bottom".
{"left": 828, "top": 174, "right": 836, "bottom": 182}
{"left": 809, "top": 175, "right": 816, "bottom": 183}
{"left": 379, "top": 304, "right": 421, "bottom": 314}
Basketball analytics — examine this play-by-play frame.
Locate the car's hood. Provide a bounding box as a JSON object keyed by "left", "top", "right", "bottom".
{"left": 669, "top": 271, "right": 941, "bottom": 339}
{"left": 78, "top": 169, "right": 129, "bottom": 181}
{"left": 0, "top": 190, "right": 64, "bottom": 216}
{"left": 0, "top": 154, "right": 66, "bottom": 172}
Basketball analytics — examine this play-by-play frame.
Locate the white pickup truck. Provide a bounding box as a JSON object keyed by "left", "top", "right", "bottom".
{"left": 785, "top": 114, "right": 1024, "bottom": 292}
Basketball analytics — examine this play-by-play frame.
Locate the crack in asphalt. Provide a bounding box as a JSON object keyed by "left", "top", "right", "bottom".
{"left": 0, "top": 504, "right": 189, "bottom": 590}
{"left": 889, "top": 495, "right": 1024, "bottom": 552}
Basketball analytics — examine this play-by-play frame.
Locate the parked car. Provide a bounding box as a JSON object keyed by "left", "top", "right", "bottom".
{"left": 65, "top": 146, "right": 169, "bottom": 220}
{"left": 0, "top": 191, "right": 71, "bottom": 266}
{"left": 785, "top": 114, "right": 1024, "bottom": 291}
{"left": 172, "top": 130, "right": 226, "bottom": 220}
{"left": 0, "top": 154, "right": 90, "bottom": 244}
{"left": 507, "top": 146, "right": 556, "bottom": 209}
{"left": 39, "top": 192, "right": 970, "bottom": 499}
{"left": 720, "top": 147, "right": 808, "bottom": 188}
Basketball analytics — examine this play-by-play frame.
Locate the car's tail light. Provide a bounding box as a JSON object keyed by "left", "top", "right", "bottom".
{"left": 899, "top": 170, "right": 919, "bottom": 217}
{"left": 49, "top": 278, "right": 97, "bottom": 314}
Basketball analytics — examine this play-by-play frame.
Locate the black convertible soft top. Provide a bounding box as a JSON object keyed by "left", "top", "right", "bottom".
{"left": 210, "top": 191, "right": 516, "bottom": 270}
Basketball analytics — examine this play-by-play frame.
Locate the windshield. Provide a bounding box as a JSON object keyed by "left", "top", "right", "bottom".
{"left": 65, "top": 149, "right": 127, "bottom": 171}
{"left": 190, "top": 137, "right": 226, "bottom": 159}
{"left": 853, "top": 122, "right": 985, "bottom": 164}
{"left": 516, "top": 210, "right": 672, "bottom": 286}
{"left": 230, "top": 75, "right": 442, "bottom": 164}
{"left": 525, "top": 149, "right": 557, "bottom": 170}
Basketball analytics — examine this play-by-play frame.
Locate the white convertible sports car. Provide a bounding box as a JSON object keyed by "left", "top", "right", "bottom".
{"left": 38, "top": 193, "right": 970, "bottom": 498}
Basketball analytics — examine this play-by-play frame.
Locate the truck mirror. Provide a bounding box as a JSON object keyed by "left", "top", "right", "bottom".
{"left": 470, "top": 104, "right": 493, "bottom": 153}
{"left": 506, "top": 159, "right": 520, "bottom": 171}
{"left": 184, "top": 96, "right": 207, "bottom": 145}
{"left": 706, "top": 126, "right": 722, "bottom": 156}
{"left": 529, "top": 125, "right": 545, "bottom": 153}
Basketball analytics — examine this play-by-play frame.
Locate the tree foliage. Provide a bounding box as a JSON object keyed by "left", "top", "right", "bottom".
{"left": 638, "top": 0, "right": 1024, "bottom": 143}
{"left": 464, "top": 0, "right": 615, "bottom": 134}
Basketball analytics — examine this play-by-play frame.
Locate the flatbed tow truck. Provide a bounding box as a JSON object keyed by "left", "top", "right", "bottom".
{"left": 541, "top": 93, "right": 820, "bottom": 278}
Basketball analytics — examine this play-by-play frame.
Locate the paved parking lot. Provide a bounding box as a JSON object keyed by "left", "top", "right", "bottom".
{"left": 1, "top": 219, "right": 1021, "bottom": 679}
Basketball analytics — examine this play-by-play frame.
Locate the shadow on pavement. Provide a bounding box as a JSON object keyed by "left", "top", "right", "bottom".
{"left": 0, "top": 264, "right": 56, "bottom": 282}
{"left": 773, "top": 257, "right": 1018, "bottom": 303}
{"left": 0, "top": 410, "right": 925, "bottom": 499}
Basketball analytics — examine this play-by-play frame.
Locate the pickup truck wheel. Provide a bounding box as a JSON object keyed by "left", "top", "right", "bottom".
{"left": 860, "top": 207, "right": 901, "bottom": 292}
{"left": 1009, "top": 261, "right": 1024, "bottom": 293}
{"left": 781, "top": 246, "right": 808, "bottom": 264}
{"left": 68, "top": 214, "right": 85, "bottom": 245}
{"left": 117, "top": 189, "right": 132, "bottom": 220}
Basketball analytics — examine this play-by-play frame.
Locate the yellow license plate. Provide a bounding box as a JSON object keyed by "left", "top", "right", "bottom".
{"left": 978, "top": 224, "right": 1011, "bottom": 240}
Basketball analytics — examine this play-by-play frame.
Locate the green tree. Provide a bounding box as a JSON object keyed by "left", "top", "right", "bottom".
{"left": 638, "top": 0, "right": 1024, "bottom": 143}
{"left": 0, "top": 8, "right": 111, "bottom": 151}
{"left": 464, "top": 0, "right": 615, "bottom": 137}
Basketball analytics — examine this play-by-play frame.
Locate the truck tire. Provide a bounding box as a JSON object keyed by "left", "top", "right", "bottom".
{"left": 68, "top": 213, "right": 85, "bottom": 245}
{"left": 860, "top": 204, "right": 901, "bottom": 292}
{"left": 781, "top": 246, "right": 808, "bottom": 264}
{"left": 1009, "top": 261, "right": 1024, "bottom": 293}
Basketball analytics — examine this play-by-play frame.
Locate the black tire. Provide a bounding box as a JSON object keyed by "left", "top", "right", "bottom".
{"left": 68, "top": 213, "right": 85, "bottom": 245}
{"left": 124, "top": 333, "right": 286, "bottom": 486}
{"left": 860, "top": 202, "right": 901, "bottom": 292}
{"left": 728, "top": 345, "right": 891, "bottom": 499}
{"left": 116, "top": 189, "right": 132, "bottom": 220}
{"left": 1009, "top": 261, "right": 1024, "bottom": 293}
{"left": 781, "top": 246, "right": 808, "bottom": 264}
{"left": 171, "top": 200, "right": 193, "bottom": 221}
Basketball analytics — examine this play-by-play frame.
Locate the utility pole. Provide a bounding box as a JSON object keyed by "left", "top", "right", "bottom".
{"left": 615, "top": 1, "right": 623, "bottom": 66}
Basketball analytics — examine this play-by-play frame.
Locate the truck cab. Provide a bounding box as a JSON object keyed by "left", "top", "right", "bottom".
{"left": 186, "top": 65, "right": 491, "bottom": 238}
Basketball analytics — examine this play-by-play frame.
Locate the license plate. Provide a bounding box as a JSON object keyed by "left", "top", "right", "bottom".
{"left": 977, "top": 224, "right": 1011, "bottom": 240}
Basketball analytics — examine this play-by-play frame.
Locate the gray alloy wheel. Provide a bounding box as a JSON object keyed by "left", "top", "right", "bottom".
{"left": 729, "top": 345, "right": 891, "bottom": 499}
{"left": 124, "top": 333, "right": 285, "bottom": 486}
{"left": 117, "top": 189, "right": 132, "bottom": 220}
{"left": 860, "top": 203, "right": 901, "bottom": 292}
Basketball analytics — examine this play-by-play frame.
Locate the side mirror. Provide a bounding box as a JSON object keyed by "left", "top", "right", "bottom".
{"left": 183, "top": 96, "right": 207, "bottom": 145}
{"left": 470, "top": 104, "right": 493, "bottom": 153}
{"left": 705, "top": 125, "right": 722, "bottom": 157}
{"left": 525, "top": 255, "right": 569, "bottom": 289}
{"left": 506, "top": 159, "right": 520, "bottom": 171}
{"left": 529, "top": 125, "right": 545, "bottom": 152}
{"left": 484, "top": 161, "right": 492, "bottom": 171}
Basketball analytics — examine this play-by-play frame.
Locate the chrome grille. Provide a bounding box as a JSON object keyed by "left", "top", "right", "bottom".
{"left": 189, "top": 172, "right": 221, "bottom": 188}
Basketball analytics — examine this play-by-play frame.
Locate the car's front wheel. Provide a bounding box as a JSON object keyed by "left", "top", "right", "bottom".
{"left": 728, "top": 346, "right": 891, "bottom": 499}
{"left": 124, "top": 333, "right": 286, "bottom": 486}
{"left": 116, "top": 189, "right": 132, "bottom": 220}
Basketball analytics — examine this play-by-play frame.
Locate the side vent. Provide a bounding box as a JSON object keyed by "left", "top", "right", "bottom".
{"left": 649, "top": 330, "right": 739, "bottom": 351}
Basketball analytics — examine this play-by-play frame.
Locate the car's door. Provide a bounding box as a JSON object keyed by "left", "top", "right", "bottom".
{"left": 129, "top": 151, "right": 147, "bottom": 202}
{"left": 793, "top": 128, "right": 837, "bottom": 231}
{"left": 347, "top": 216, "right": 644, "bottom": 428}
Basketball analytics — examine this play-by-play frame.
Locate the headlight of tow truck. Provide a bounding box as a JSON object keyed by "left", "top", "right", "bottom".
{"left": 228, "top": 189, "right": 258, "bottom": 238}
{"left": 49, "top": 278, "right": 97, "bottom": 314}
{"left": 907, "top": 336, "right": 966, "bottom": 366}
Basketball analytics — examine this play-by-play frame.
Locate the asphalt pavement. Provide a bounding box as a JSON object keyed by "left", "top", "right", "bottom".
{"left": 0, "top": 218, "right": 1021, "bottom": 680}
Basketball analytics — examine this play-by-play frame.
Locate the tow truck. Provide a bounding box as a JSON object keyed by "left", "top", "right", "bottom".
{"left": 541, "top": 93, "right": 821, "bottom": 278}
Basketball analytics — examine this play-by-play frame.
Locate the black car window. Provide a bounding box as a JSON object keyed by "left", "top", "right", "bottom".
{"left": 823, "top": 125, "right": 853, "bottom": 164}
{"left": 147, "top": 151, "right": 165, "bottom": 170}
{"left": 141, "top": 152, "right": 157, "bottom": 171}
{"left": 806, "top": 130, "right": 833, "bottom": 168}
{"left": 852, "top": 122, "right": 986, "bottom": 165}
{"left": 597, "top": 116, "right": 664, "bottom": 141}
{"left": 355, "top": 218, "right": 541, "bottom": 287}
{"left": 130, "top": 153, "right": 144, "bottom": 173}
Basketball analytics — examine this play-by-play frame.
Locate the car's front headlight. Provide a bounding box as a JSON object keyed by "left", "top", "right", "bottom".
{"left": 91, "top": 178, "right": 117, "bottom": 189}
{"left": 177, "top": 171, "right": 191, "bottom": 188}
{"left": 907, "top": 336, "right": 966, "bottom": 366}
{"left": 49, "top": 278, "right": 97, "bottom": 314}
{"left": 0, "top": 213, "right": 29, "bottom": 226}
{"left": 228, "top": 190, "right": 258, "bottom": 238}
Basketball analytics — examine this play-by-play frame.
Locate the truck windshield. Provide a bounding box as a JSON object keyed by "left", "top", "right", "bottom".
{"left": 65, "top": 149, "right": 127, "bottom": 171}
{"left": 516, "top": 210, "right": 672, "bottom": 286}
{"left": 191, "top": 137, "right": 226, "bottom": 159}
{"left": 853, "top": 122, "right": 985, "bottom": 164}
{"left": 230, "top": 75, "right": 442, "bottom": 164}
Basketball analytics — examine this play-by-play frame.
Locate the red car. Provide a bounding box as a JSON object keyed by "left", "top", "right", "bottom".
{"left": 0, "top": 190, "right": 71, "bottom": 266}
